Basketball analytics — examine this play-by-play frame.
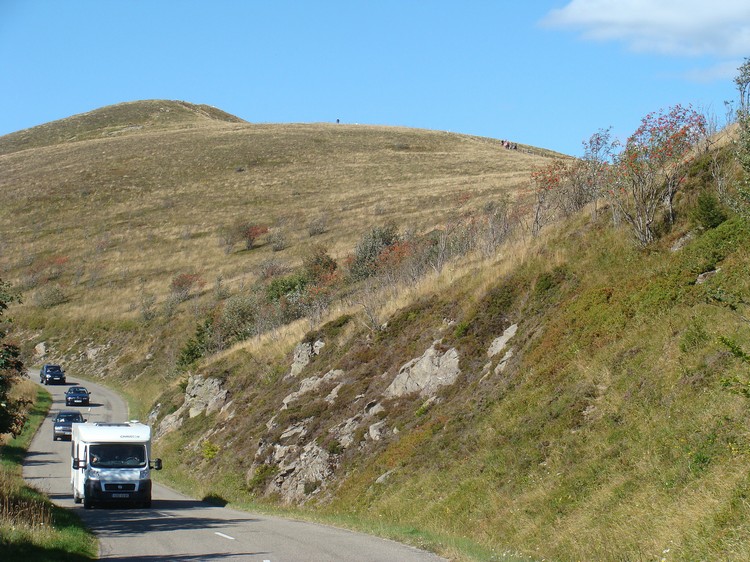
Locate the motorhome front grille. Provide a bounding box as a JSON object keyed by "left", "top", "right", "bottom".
{"left": 103, "top": 483, "right": 136, "bottom": 491}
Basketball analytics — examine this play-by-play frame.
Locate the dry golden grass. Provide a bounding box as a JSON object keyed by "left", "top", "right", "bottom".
{"left": 1, "top": 103, "right": 557, "bottom": 312}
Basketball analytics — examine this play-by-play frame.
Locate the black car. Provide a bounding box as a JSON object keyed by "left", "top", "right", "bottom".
{"left": 40, "top": 364, "right": 66, "bottom": 385}
{"left": 65, "top": 386, "right": 90, "bottom": 406}
{"left": 53, "top": 410, "right": 86, "bottom": 440}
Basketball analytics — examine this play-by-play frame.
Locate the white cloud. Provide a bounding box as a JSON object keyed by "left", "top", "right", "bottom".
{"left": 683, "top": 60, "right": 742, "bottom": 82}
{"left": 542, "top": 0, "right": 750, "bottom": 57}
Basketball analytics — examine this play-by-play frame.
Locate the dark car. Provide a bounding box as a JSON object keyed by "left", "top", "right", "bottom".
{"left": 53, "top": 410, "right": 86, "bottom": 440}
{"left": 65, "top": 386, "right": 90, "bottom": 406}
{"left": 40, "top": 364, "right": 66, "bottom": 385}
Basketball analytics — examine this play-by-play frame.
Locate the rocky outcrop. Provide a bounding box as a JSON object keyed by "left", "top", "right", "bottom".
{"left": 288, "top": 340, "right": 325, "bottom": 378}
{"left": 282, "top": 369, "right": 345, "bottom": 409}
{"left": 384, "top": 341, "right": 460, "bottom": 399}
{"left": 488, "top": 323, "right": 518, "bottom": 358}
{"left": 156, "top": 374, "right": 229, "bottom": 438}
{"left": 185, "top": 375, "right": 228, "bottom": 418}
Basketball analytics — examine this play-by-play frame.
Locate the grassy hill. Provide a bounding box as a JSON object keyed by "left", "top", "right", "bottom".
{"left": 3, "top": 100, "right": 750, "bottom": 561}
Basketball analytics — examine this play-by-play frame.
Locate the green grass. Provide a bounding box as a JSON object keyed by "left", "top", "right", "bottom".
{"left": 0, "top": 387, "right": 98, "bottom": 561}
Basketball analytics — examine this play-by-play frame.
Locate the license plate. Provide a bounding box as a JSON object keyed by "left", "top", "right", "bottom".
{"left": 112, "top": 493, "right": 130, "bottom": 498}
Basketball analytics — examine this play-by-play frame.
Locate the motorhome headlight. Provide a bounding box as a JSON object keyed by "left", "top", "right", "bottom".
{"left": 139, "top": 469, "right": 150, "bottom": 479}
{"left": 87, "top": 469, "right": 100, "bottom": 480}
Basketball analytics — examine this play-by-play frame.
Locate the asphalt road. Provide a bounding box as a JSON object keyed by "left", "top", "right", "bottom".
{"left": 23, "top": 375, "right": 446, "bottom": 561}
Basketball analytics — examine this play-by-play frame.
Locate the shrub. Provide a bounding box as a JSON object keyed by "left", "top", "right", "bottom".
{"left": 692, "top": 191, "right": 728, "bottom": 230}
{"left": 218, "top": 221, "right": 269, "bottom": 252}
{"left": 349, "top": 223, "right": 400, "bottom": 280}
{"left": 177, "top": 319, "right": 213, "bottom": 368}
{"left": 220, "top": 293, "right": 261, "bottom": 343}
{"left": 268, "top": 230, "right": 287, "bottom": 252}
{"left": 237, "top": 222, "right": 269, "bottom": 250}
{"left": 307, "top": 215, "right": 327, "bottom": 237}
{"left": 32, "top": 284, "right": 67, "bottom": 308}
{"left": 170, "top": 273, "right": 204, "bottom": 302}
{"left": 258, "top": 258, "right": 288, "bottom": 280}
{"left": 267, "top": 272, "right": 309, "bottom": 302}
{"left": 201, "top": 440, "right": 220, "bottom": 460}
{"left": 303, "top": 245, "right": 337, "bottom": 282}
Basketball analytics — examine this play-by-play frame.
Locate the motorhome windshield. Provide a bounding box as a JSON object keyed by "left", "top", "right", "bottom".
{"left": 89, "top": 444, "right": 146, "bottom": 468}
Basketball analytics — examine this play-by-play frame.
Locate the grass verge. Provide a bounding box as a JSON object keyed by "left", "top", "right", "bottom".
{"left": 0, "top": 384, "right": 98, "bottom": 561}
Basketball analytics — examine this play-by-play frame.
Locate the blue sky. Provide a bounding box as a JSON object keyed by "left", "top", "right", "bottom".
{"left": 1, "top": 1, "right": 748, "bottom": 156}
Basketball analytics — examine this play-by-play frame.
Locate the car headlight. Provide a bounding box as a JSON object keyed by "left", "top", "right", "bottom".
{"left": 54, "top": 425, "right": 64, "bottom": 431}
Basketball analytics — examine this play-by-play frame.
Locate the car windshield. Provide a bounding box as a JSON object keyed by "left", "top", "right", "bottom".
{"left": 89, "top": 444, "right": 147, "bottom": 468}
{"left": 68, "top": 387, "right": 86, "bottom": 394}
{"left": 56, "top": 413, "right": 83, "bottom": 422}
{"left": 46, "top": 365, "right": 62, "bottom": 373}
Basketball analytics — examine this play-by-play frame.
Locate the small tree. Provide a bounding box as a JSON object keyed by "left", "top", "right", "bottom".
{"left": 170, "top": 273, "right": 205, "bottom": 302}
{"left": 0, "top": 279, "right": 28, "bottom": 436}
{"left": 613, "top": 105, "right": 706, "bottom": 246}
{"left": 733, "top": 59, "right": 750, "bottom": 218}
{"left": 581, "top": 127, "right": 618, "bottom": 219}
{"left": 735, "top": 57, "right": 750, "bottom": 115}
{"left": 239, "top": 223, "right": 269, "bottom": 250}
{"left": 530, "top": 160, "right": 568, "bottom": 236}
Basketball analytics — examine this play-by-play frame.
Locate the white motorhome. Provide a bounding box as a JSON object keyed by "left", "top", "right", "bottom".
{"left": 71, "top": 421, "right": 162, "bottom": 508}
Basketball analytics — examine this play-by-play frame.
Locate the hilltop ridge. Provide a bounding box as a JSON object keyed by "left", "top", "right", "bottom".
{"left": 0, "top": 99, "right": 246, "bottom": 155}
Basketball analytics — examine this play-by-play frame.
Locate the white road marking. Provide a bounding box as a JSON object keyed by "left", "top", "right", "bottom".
{"left": 215, "top": 532, "right": 235, "bottom": 540}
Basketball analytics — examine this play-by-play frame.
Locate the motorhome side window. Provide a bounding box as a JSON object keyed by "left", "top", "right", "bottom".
{"left": 89, "top": 444, "right": 147, "bottom": 468}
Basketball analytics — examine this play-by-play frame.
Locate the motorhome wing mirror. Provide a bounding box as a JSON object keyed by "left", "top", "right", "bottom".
{"left": 152, "top": 458, "right": 163, "bottom": 470}
{"left": 73, "top": 459, "right": 85, "bottom": 469}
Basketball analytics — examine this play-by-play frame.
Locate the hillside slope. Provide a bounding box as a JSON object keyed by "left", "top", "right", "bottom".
{"left": 4, "top": 101, "right": 749, "bottom": 561}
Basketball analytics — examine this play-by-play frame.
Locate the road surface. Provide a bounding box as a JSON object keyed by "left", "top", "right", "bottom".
{"left": 23, "top": 375, "right": 446, "bottom": 561}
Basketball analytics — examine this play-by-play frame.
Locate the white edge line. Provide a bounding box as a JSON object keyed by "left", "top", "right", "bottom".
{"left": 215, "top": 531, "right": 236, "bottom": 540}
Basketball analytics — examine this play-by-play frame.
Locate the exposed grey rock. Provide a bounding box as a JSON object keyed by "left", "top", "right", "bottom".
{"left": 280, "top": 422, "right": 308, "bottom": 442}
{"left": 494, "top": 349, "right": 514, "bottom": 374}
{"left": 268, "top": 442, "right": 333, "bottom": 503}
{"left": 155, "top": 374, "right": 228, "bottom": 438}
{"left": 376, "top": 469, "right": 395, "bottom": 484}
{"left": 147, "top": 403, "right": 161, "bottom": 425}
{"left": 368, "top": 420, "right": 387, "bottom": 441}
{"left": 289, "top": 340, "right": 325, "bottom": 378}
{"left": 671, "top": 231, "right": 695, "bottom": 252}
{"left": 488, "top": 323, "right": 518, "bottom": 358}
{"left": 34, "top": 341, "right": 47, "bottom": 357}
{"left": 329, "top": 415, "right": 363, "bottom": 449}
{"left": 185, "top": 375, "right": 229, "bottom": 418}
{"left": 157, "top": 405, "right": 186, "bottom": 438}
{"left": 325, "top": 382, "right": 344, "bottom": 404}
{"left": 696, "top": 267, "right": 720, "bottom": 284}
{"left": 384, "top": 341, "right": 460, "bottom": 399}
{"left": 365, "top": 401, "right": 385, "bottom": 416}
{"left": 282, "top": 369, "right": 344, "bottom": 409}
